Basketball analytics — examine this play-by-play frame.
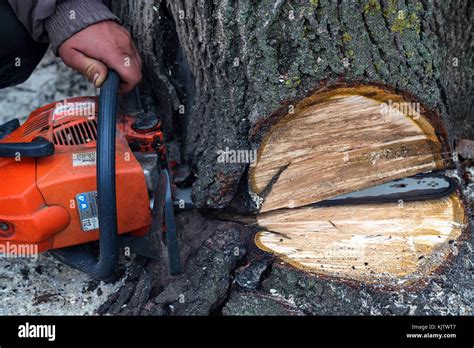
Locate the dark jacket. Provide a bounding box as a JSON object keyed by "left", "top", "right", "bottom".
{"left": 7, "top": 0, "right": 118, "bottom": 53}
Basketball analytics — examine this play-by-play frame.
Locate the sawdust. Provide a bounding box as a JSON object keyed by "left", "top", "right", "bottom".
{"left": 0, "top": 254, "right": 124, "bottom": 315}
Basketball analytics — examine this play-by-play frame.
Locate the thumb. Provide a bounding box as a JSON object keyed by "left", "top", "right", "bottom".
{"left": 59, "top": 48, "right": 108, "bottom": 88}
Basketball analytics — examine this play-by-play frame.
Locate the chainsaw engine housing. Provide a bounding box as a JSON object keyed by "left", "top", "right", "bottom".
{"left": 0, "top": 97, "right": 159, "bottom": 254}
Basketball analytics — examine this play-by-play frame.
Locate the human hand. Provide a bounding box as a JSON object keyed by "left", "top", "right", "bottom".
{"left": 58, "top": 20, "right": 142, "bottom": 94}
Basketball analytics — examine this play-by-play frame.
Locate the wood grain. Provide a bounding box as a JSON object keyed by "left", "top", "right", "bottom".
{"left": 250, "top": 86, "right": 446, "bottom": 212}
{"left": 255, "top": 193, "right": 466, "bottom": 285}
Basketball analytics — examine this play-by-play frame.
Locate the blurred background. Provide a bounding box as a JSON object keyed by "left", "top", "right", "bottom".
{"left": 0, "top": 51, "right": 95, "bottom": 124}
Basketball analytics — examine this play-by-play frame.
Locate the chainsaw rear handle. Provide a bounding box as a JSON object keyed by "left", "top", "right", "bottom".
{"left": 0, "top": 117, "right": 54, "bottom": 158}
{"left": 0, "top": 139, "right": 54, "bottom": 158}
{"left": 52, "top": 71, "right": 120, "bottom": 280}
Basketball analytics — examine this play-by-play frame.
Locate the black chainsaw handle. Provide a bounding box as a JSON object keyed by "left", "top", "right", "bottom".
{"left": 93, "top": 69, "right": 120, "bottom": 278}
{"left": 0, "top": 140, "right": 54, "bottom": 158}
{"left": 52, "top": 71, "right": 120, "bottom": 280}
{"left": 0, "top": 117, "right": 54, "bottom": 158}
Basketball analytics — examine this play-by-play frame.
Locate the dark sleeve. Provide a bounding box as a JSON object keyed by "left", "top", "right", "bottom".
{"left": 7, "top": 0, "right": 119, "bottom": 53}
{"left": 7, "top": 0, "right": 58, "bottom": 42}
{"left": 44, "top": 0, "right": 120, "bottom": 54}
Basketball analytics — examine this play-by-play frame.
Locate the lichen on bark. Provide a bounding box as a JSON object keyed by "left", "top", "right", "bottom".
{"left": 114, "top": 0, "right": 469, "bottom": 209}
{"left": 105, "top": 0, "right": 473, "bottom": 316}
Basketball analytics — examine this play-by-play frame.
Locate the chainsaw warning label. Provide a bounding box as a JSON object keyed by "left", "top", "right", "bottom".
{"left": 76, "top": 191, "right": 99, "bottom": 232}
{"left": 72, "top": 151, "right": 96, "bottom": 167}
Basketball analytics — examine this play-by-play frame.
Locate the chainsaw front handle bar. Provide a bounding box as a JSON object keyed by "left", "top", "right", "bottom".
{"left": 52, "top": 71, "right": 120, "bottom": 280}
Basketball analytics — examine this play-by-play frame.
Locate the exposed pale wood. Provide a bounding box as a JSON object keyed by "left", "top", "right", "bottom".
{"left": 255, "top": 193, "right": 467, "bottom": 286}
{"left": 250, "top": 86, "right": 447, "bottom": 213}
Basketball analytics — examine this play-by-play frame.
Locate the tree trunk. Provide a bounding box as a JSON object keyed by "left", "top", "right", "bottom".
{"left": 99, "top": 0, "right": 474, "bottom": 315}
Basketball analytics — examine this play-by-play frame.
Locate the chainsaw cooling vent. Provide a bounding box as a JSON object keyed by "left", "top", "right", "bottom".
{"left": 53, "top": 119, "right": 97, "bottom": 146}
{"left": 22, "top": 112, "right": 50, "bottom": 136}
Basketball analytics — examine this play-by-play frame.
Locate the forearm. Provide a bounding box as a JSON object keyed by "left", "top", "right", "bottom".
{"left": 45, "top": 0, "right": 119, "bottom": 54}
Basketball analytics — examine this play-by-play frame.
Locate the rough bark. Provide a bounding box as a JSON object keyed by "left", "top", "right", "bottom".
{"left": 98, "top": 211, "right": 251, "bottom": 315}
{"left": 113, "top": 0, "right": 472, "bottom": 209}
{"left": 430, "top": 0, "right": 473, "bottom": 140}
{"left": 103, "top": 0, "right": 473, "bottom": 315}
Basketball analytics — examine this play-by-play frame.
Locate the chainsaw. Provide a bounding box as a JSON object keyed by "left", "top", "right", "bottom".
{"left": 0, "top": 72, "right": 458, "bottom": 280}
{"left": 0, "top": 71, "right": 184, "bottom": 279}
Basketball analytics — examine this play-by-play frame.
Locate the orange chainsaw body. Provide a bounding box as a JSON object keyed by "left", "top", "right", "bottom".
{"left": 0, "top": 97, "right": 161, "bottom": 254}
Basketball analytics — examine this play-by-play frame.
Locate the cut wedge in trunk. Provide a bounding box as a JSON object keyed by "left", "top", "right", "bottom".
{"left": 250, "top": 84, "right": 469, "bottom": 287}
